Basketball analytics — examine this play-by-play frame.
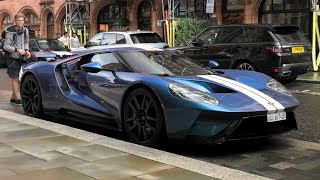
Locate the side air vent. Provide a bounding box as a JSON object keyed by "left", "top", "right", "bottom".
{"left": 55, "top": 65, "right": 70, "bottom": 92}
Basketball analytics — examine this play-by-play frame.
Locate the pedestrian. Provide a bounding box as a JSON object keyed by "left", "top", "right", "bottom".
{"left": 56, "top": 33, "right": 61, "bottom": 39}
{"left": 58, "top": 32, "right": 70, "bottom": 47}
{"left": 70, "top": 32, "right": 80, "bottom": 49}
{"left": 3, "top": 13, "right": 31, "bottom": 105}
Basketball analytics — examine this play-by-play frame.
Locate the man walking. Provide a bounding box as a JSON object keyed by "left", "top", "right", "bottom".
{"left": 70, "top": 32, "right": 80, "bottom": 49}
{"left": 3, "top": 13, "right": 31, "bottom": 105}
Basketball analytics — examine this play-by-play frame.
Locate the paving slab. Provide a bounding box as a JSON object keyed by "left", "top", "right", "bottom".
{"left": 69, "top": 155, "right": 174, "bottom": 180}
{"left": 5, "top": 167, "right": 97, "bottom": 180}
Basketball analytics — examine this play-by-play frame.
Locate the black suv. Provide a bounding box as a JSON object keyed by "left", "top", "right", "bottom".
{"left": 169, "top": 24, "right": 311, "bottom": 81}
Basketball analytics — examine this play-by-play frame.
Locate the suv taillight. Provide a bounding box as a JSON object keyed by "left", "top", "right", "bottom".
{"left": 266, "top": 46, "right": 282, "bottom": 53}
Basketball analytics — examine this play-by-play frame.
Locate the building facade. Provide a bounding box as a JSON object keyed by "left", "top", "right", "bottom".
{"left": 0, "top": 0, "right": 313, "bottom": 40}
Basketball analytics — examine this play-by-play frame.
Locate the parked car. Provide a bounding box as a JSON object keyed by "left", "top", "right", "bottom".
{"left": 75, "top": 31, "right": 168, "bottom": 52}
{"left": 29, "top": 39, "right": 73, "bottom": 61}
{"left": 169, "top": 24, "right": 312, "bottom": 81}
{"left": 19, "top": 46, "right": 299, "bottom": 146}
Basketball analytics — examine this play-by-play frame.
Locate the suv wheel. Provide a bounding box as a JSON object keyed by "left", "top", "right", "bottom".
{"left": 236, "top": 61, "right": 256, "bottom": 71}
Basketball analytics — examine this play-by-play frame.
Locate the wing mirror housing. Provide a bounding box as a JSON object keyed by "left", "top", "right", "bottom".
{"left": 81, "top": 62, "right": 102, "bottom": 73}
{"left": 208, "top": 60, "right": 220, "bottom": 69}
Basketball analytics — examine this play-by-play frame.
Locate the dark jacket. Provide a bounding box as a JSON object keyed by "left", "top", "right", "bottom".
{"left": 3, "top": 26, "right": 29, "bottom": 60}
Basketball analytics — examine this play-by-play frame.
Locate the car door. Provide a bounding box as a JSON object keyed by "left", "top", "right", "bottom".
{"left": 178, "top": 27, "right": 220, "bottom": 66}
{"left": 211, "top": 27, "right": 245, "bottom": 69}
{"left": 83, "top": 52, "right": 131, "bottom": 120}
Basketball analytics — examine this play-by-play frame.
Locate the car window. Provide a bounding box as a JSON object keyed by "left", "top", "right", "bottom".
{"left": 130, "top": 33, "right": 164, "bottom": 43}
{"left": 29, "top": 40, "right": 38, "bottom": 51}
{"left": 37, "top": 40, "right": 50, "bottom": 50}
{"left": 116, "top": 34, "right": 126, "bottom": 44}
{"left": 88, "top": 34, "right": 103, "bottom": 46}
{"left": 215, "top": 27, "right": 244, "bottom": 43}
{"left": 271, "top": 27, "right": 310, "bottom": 44}
{"left": 90, "top": 52, "right": 130, "bottom": 72}
{"left": 244, "top": 27, "right": 273, "bottom": 43}
{"left": 101, "top": 34, "right": 117, "bottom": 45}
{"left": 194, "top": 27, "right": 220, "bottom": 44}
{"left": 119, "top": 50, "right": 215, "bottom": 76}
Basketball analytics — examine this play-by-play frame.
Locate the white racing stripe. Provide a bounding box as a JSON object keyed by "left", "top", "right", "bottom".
{"left": 198, "top": 75, "right": 285, "bottom": 113}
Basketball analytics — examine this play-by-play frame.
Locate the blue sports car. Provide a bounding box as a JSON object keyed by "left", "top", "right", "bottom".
{"left": 19, "top": 46, "right": 298, "bottom": 146}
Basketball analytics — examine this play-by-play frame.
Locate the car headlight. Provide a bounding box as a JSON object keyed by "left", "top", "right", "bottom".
{"left": 266, "top": 79, "right": 292, "bottom": 96}
{"left": 169, "top": 83, "right": 219, "bottom": 105}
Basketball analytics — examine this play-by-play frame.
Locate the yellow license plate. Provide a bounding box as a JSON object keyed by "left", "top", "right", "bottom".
{"left": 292, "top": 46, "right": 304, "bottom": 53}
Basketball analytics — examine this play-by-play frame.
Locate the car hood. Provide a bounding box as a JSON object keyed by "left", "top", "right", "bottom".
{"left": 167, "top": 70, "right": 270, "bottom": 92}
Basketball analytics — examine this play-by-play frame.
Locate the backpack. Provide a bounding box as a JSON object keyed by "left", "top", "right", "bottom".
{"left": 1, "top": 26, "right": 25, "bottom": 56}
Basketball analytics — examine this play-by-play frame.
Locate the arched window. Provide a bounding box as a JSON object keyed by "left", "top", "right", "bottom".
{"left": 24, "top": 12, "right": 40, "bottom": 39}
{"left": 98, "top": 4, "right": 127, "bottom": 32}
{"left": 138, "top": 0, "right": 151, "bottom": 30}
{"left": 174, "top": 0, "right": 209, "bottom": 19}
{"left": 47, "top": 12, "right": 54, "bottom": 38}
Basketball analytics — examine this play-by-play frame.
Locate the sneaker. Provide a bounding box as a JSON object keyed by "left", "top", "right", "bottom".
{"left": 10, "top": 99, "right": 15, "bottom": 103}
{"left": 13, "top": 99, "right": 22, "bottom": 105}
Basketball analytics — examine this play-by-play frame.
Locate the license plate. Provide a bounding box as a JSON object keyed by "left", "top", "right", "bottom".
{"left": 292, "top": 46, "right": 304, "bottom": 53}
{"left": 267, "top": 112, "right": 286, "bottom": 122}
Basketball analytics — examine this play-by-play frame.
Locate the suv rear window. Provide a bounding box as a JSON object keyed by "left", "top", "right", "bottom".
{"left": 271, "top": 27, "right": 309, "bottom": 44}
{"left": 130, "top": 33, "right": 164, "bottom": 43}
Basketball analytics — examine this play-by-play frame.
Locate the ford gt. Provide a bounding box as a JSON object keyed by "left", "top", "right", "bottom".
{"left": 19, "top": 46, "right": 299, "bottom": 146}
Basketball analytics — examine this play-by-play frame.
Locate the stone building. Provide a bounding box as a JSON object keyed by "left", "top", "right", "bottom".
{"left": 0, "top": 0, "right": 313, "bottom": 40}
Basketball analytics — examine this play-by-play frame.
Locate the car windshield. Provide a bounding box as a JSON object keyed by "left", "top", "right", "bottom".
{"left": 130, "top": 33, "right": 165, "bottom": 43}
{"left": 119, "top": 50, "right": 215, "bottom": 76}
{"left": 37, "top": 39, "right": 67, "bottom": 51}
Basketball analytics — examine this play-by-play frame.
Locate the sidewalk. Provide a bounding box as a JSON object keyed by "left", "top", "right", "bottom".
{"left": 296, "top": 71, "right": 320, "bottom": 83}
{"left": 0, "top": 92, "right": 267, "bottom": 180}
{"left": 0, "top": 110, "right": 217, "bottom": 180}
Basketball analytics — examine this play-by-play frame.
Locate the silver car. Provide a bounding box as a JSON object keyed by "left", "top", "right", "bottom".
{"left": 76, "top": 31, "right": 168, "bottom": 51}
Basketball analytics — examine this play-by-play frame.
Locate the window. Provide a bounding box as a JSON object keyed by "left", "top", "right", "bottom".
{"left": 29, "top": 40, "right": 38, "bottom": 51}
{"left": 195, "top": 27, "right": 220, "bottom": 44}
{"left": 259, "top": 0, "right": 311, "bottom": 37}
{"left": 91, "top": 53, "right": 130, "bottom": 72}
{"left": 130, "top": 33, "right": 164, "bottom": 43}
{"left": 116, "top": 35, "right": 126, "bottom": 44}
{"left": 215, "top": 27, "right": 244, "bottom": 43}
{"left": 244, "top": 27, "right": 273, "bottom": 43}
{"left": 98, "top": 4, "right": 127, "bottom": 32}
{"left": 88, "top": 34, "right": 103, "bottom": 46}
{"left": 101, "top": 34, "right": 116, "bottom": 45}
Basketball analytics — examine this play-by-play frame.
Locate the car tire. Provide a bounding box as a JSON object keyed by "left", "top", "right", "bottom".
{"left": 235, "top": 61, "right": 257, "bottom": 71}
{"left": 21, "top": 75, "right": 43, "bottom": 118}
{"left": 123, "top": 88, "right": 164, "bottom": 146}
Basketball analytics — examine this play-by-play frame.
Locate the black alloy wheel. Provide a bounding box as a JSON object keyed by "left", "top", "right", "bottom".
{"left": 123, "top": 88, "right": 164, "bottom": 146}
{"left": 236, "top": 61, "right": 256, "bottom": 71}
{"left": 21, "top": 75, "right": 43, "bottom": 117}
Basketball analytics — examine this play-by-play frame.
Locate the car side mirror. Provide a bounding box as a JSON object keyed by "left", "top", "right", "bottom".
{"left": 208, "top": 60, "right": 219, "bottom": 69}
{"left": 81, "top": 62, "right": 102, "bottom": 73}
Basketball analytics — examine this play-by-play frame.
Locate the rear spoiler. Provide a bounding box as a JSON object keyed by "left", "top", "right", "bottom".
{"left": 271, "top": 26, "right": 300, "bottom": 32}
